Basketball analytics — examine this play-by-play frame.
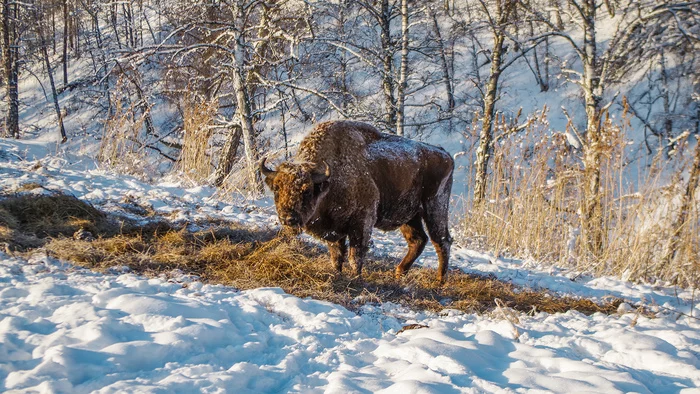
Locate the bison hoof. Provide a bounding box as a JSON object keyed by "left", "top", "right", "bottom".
{"left": 395, "top": 268, "right": 406, "bottom": 280}
{"left": 329, "top": 271, "right": 341, "bottom": 281}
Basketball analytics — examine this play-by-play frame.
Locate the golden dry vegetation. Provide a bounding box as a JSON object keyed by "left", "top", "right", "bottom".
{"left": 0, "top": 192, "right": 623, "bottom": 316}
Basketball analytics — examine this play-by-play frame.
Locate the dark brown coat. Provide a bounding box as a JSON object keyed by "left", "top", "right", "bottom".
{"left": 261, "top": 121, "right": 453, "bottom": 281}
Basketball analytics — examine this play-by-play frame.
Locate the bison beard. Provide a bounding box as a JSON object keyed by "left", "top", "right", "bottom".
{"left": 261, "top": 121, "right": 454, "bottom": 283}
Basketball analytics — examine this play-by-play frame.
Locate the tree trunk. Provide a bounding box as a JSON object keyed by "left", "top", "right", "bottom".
{"left": 72, "top": 2, "right": 80, "bottom": 59}
{"left": 68, "top": 1, "right": 74, "bottom": 52}
{"left": 2, "top": 0, "right": 19, "bottom": 139}
{"left": 395, "top": 0, "right": 409, "bottom": 136}
{"left": 473, "top": 32, "right": 505, "bottom": 206}
{"left": 544, "top": 37, "right": 550, "bottom": 90}
{"left": 660, "top": 50, "right": 672, "bottom": 139}
{"left": 214, "top": 124, "right": 242, "bottom": 187}
{"left": 379, "top": 0, "right": 396, "bottom": 131}
{"left": 337, "top": 2, "right": 350, "bottom": 110}
{"left": 111, "top": 2, "right": 122, "bottom": 50}
{"left": 473, "top": 0, "right": 513, "bottom": 206}
{"left": 51, "top": 7, "right": 56, "bottom": 54}
{"left": 278, "top": 89, "right": 289, "bottom": 159}
{"left": 231, "top": 59, "right": 261, "bottom": 193}
{"left": 62, "top": 0, "right": 68, "bottom": 86}
{"left": 580, "top": 0, "right": 604, "bottom": 257}
{"left": 429, "top": 8, "right": 454, "bottom": 113}
{"left": 41, "top": 31, "right": 68, "bottom": 143}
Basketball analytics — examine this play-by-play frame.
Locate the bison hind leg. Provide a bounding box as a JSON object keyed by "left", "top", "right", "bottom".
{"left": 328, "top": 237, "right": 348, "bottom": 274}
{"left": 348, "top": 225, "right": 373, "bottom": 278}
{"left": 423, "top": 180, "right": 453, "bottom": 283}
{"left": 395, "top": 215, "right": 428, "bottom": 279}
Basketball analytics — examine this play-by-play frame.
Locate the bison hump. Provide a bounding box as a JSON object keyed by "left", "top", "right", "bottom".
{"left": 297, "top": 121, "right": 381, "bottom": 163}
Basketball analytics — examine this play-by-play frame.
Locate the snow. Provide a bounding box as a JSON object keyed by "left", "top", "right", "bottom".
{"left": 2, "top": 138, "right": 700, "bottom": 393}
{"left": 1, "top": 252, "right": 698, "bottom": 393}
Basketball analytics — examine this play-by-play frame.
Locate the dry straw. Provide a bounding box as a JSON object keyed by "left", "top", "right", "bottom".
{"left": 98, "top": 78, "right": 155, "bottom": 176}
{"left": 0, "top": 193, "right": 621, "bottom": 316}
{"left": 461, "top": 106, "right": 699, "bottom": 287}
{"left": 177, "top": 92, "right": 217, "bottom": 182}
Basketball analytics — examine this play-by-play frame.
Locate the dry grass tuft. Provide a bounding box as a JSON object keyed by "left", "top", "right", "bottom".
{"left": 13, "top": 182, "right": 44, "bottom": 193}
{"left": 0, "top": 194, "right": 118, "bottom": 250}
{"left": 0, "top": 206, "right": 19, "bottom": 229}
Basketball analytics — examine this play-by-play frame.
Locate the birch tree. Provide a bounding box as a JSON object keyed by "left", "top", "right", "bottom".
{"left": 395, "top": 0, "right": 409, "bottom": 136}
{"left": 1, "top": 0, "right": 22, "bottom": 138}
{"left": 467, "top": 0, "right": 549, "bottom": 206}
{"left": 472, "top": 0, "right": 517, "bottom": 206}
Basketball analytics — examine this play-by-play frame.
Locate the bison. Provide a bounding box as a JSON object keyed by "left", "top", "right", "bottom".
{"left": 260, "top": 121, "right": 454, "bottom": 282}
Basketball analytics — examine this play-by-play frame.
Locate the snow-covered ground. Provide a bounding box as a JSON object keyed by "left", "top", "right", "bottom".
{"left": 2, "top": 251, "right": 699, "bottom": 393}
{"left": 2, "top": 137, "right": 699, "bottom": 393}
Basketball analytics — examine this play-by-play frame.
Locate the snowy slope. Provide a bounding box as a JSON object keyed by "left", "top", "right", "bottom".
{"left": 1, "top": 138, "right": 699, "bottom": 393}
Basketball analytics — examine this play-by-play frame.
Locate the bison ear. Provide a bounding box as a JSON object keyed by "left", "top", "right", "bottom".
{"left": 259, "top": 158, "right": 277, "bottom": 188}
{"left": 311, "top": 161, "right": 331, "bottom": 184}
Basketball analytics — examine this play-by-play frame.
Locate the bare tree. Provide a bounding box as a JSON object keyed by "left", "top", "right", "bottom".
{"left": 468, "top": 0, "right": 547, "bottom": 206}
{"left": 62, "top": 0, "right": 69, "bottom": 86}
{"left": 213, "top": 124, "right": 242, "bottom": 186}
{"left": 395, "top": 0, "right": 409, "bottom": 136}
{"left": 427, "top": 6, "right": 454, "bottom": 114}
{"left": 374, "top": 0, "right": 398, "bottom": 131}
{"left": 1, "top": 0, "right": 21, "bottom": 138}
{"left": 314, "top": 0, "right": 401, "bottom": 131}
{"left": 155, "top": 0, "right": 311, "bottom": 192}
{"left": 472, "top": 0, "right": 517, "bottom": 206}
{"left": 35, "top": 2, "right": 68, "bottom": 143}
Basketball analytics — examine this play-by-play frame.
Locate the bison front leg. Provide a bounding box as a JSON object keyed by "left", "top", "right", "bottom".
{"left": 328, "top": 237, "right": 347, "bottom": 274}
{"left": 348, "top": 227, "right": 372, "bottom": 278}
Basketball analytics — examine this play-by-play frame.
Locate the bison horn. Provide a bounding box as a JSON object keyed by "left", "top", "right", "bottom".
{"left": 259, "top": 157, "right": 276, "bottom": 177}
{"left": 311, "top": 161, "right": 331, "bottom": 184}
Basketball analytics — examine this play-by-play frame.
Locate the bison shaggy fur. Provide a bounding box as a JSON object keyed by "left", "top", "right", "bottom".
{"left": 261, "top": 121, "right": 454, "bottom": 282}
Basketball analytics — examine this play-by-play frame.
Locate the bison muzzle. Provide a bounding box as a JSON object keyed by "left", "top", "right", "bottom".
{"left": 261, "top": 121, "right": 454, "bottom": 282}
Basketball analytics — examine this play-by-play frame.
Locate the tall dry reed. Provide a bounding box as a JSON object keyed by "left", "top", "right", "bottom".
{"left": 461, "top": 108, "right": 699, "bottom": 287}
{"left": 98, "top": 78, "right": 154, "bottom": 176}
{"left": 177, "top": 93, "right": 217, "bottom": 182}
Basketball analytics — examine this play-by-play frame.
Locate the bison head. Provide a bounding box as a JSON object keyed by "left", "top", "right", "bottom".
{"left": 260, "top": 158, "right": 331, "bottom": 228}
